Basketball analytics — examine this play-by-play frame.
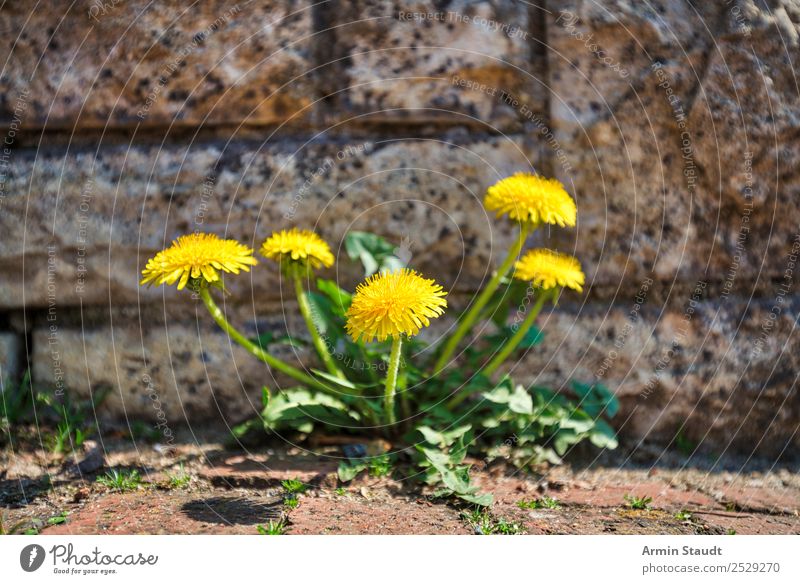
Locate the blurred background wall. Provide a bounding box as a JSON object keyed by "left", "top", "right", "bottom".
{"left": 0, "top": 0, "right": 798, "bottom": 456}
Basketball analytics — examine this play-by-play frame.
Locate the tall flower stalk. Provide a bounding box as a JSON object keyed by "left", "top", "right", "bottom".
{"left": 383, "top": 336, "right": 403, "bottom": 425}
{"left": 198, "top": 285, "right": 336, "bottom": 395}
{"left": 139, "top": 232, "right": 342, "bottom": 396}
{"left": 482, "top": 292, "right": 548, "bottom": 377}
{"left": 489, "top": 248, "right": 584, "bottom": 373}
{"left": 261, "top": 228, "right": 345, "bottom": 379}
{"left": 432, "top": 223, "right": 528, "bottom": 374}
{"left": 433, "top": 173, "right": 577, "bottom": 374}
{"left": 346, "top": 269, "right": 447, "bottom": 425}
{"left": 446, "top": 249, "right": 584, "bottom": 409}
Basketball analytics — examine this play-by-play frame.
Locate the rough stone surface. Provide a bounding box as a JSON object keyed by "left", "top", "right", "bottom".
{"left": 506, "top": 294, "right": 800, "bottom": 458}
{"left": 322, "top": 0, "right": 543, "bottom": 131}
{"left": 0, "top": 136, "right": 538, "bottom": 309}
{"left": 31, "top": 313, "right": 314, "bottom": 426}
{"left": 0, "top": 332, "right": 22, "bottom": 381}
{"left": 0, "top": 0, "right": 315, "bottom": 129}
{"left": 546, "top": 1, "right": 800, "bottom": 293}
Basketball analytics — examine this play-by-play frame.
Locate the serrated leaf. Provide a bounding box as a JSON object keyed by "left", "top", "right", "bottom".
{"left": 261, "top": 388, "right": 359, "bottom": 430}
{"left": 449, "top": 431, "right": 472, "bottom": 465}
{"left": 481, "top": 376, "right": 515, "bottom": 404}
{"left": 305, "top": 292, "right": 339, "bottom": 336}
{"left": 418, "top": 446, "right": 471, "bottom": 494}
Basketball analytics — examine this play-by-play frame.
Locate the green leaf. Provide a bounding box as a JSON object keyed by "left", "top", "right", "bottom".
{"left": 252, "top": 331, "right": 274, "bottom": 350}
{"left": 481, "top": 376, "right": 515, "bottom": 405}
{"left": 252, "top": 331, "right": 305, "bottom": 350}
{"left": 589, "top": 419, "right": 619, "bottom": 449}
{"left": 449, "top": 432, "right": 471, "bottom": 465}
{"left": 416, "top": 426, "right": 446, "bottom": 447}
{"left": 559, "top": 410, "right": 596, "bottom": 433}
{"left": 345, "top": 231, "right": 405, "bottom": 277}
{"left": 508, "top": 385, "right": 533, "bottom": 415}
{"left": 317, "top": 279, "right": 352, "bottom": 316}
{"left": 417, "top": 446, "right": 471, "bottom": 494}
{"left": 553, "top": 428, "right": 580, "bottom": 456}
{"left": 305, "top": 292, "right": 339, "bottom": 337}
{"left": 261, "top": 388, "right": 359, "bottom": 431}
{"left": 481, "top": 377, "right": 533, "bottom": 414}
{"left": 458, "top": 491, "right": 494, "bottom": 506}
{"left": 338, "top": 460, "right": 368, "bottom": 482}
{"left": 570, "top": 381, "right": 619, "bottom": 418}
{"left": 229, "top": 417, "right": 263, "bottom": 442}
{"left": 518, "top": 325, "right": 543, "bottom": 348}
{"left": 415, "top": 424, "right": 471, "bottom": 449}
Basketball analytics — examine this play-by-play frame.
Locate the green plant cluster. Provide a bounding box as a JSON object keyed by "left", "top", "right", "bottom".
{"left": 1, "top": 370, "right": 104, "bottom": 453}
{"left": 233, "top": 232, "right": 619, "bottom": 505}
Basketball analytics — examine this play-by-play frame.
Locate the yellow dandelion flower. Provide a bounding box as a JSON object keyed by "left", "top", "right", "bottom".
{"left": 140, "top": 233, "right": 258, "bottom": 290}
{"left": 260, "top": 228, "right": 335, "bottom": 269}
{"left": 484, "top": 173, "right": 577, "bottom": 227}
{"left": 346, "top": 269, "right": 448, "bottom": 342}
{"left": 514, "top": 249, "right": 585, "bottom": 292}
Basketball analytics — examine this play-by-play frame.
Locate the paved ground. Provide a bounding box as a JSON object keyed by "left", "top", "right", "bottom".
{"left": 1, "top": 430, "right": 798, "bottom": 535}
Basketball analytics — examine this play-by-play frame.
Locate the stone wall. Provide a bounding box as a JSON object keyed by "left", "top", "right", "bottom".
{"left": 1, "top": 0, "right": 798, "bottom": 456}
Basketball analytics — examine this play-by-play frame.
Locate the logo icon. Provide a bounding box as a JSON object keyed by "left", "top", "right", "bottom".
{"left": 20, "top": 544, "right": 46, "bottom": 572}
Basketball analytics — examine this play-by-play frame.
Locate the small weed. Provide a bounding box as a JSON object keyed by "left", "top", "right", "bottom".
{"left": 129, "top": 420, "right": 161, "bottom": 443}
{"left": 0, "top": 514, "right": 40, "bottom": 535}
{"left": 281, "top": 478, "right": 308, "bottom": 495}
{"left": 493, "top": 518, "right": 524, "bottom": 535}
{"left": 47, "top": 511, "right": 68, "bottom": 526}
{"left": 334, "top": 487, "right": 347, "bottom": 496}
{"left": 727, "top": 528, "right": 737, "bottom": 535}
{"left": 0, "top": 371, "right": 33, "bottom": 443}
{"left": 257, "top": 520, "right": 287, "bottom": 535}
{"left": 461, "top": 507, "right": 523, "bottom": 535}
{"left": 517, "top": 496, "right": 561, "bottom": 510}
{"left": 624, "top": 494, "right": 652, "bottom": 510}
{"left": 166, "top": 464, "right": 191, "bottom": 489}
{"left": 96, "top": 469, "right": 142, "bottom": 492}
{"left": 675, "top": 427, "right": 696, "bottom": 456}
{"left": 52, "top": 412, "right": 88, "bottom": 454}
{"left": 675, "top": 510, "right": 693, "bottom": 521}
{"left": 367, "top": 454, "right": 392, "bottom": 477}
{"left": 283, "top": 495, "right": 300, "bottom": 509}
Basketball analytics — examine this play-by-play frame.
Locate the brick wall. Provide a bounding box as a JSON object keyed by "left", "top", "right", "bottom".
{"left": 1, "top": 0, "right": 798, "bottom": 455}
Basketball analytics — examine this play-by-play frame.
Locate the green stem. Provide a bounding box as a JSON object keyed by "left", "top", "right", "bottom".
{"left": 446, "top": 289, "right": 548, "bottom": 410}
{"left": 433, "top": 223, "right": 530, "bottom": 374}
{"left": 383, "top": 336, "right": 403, "bottom": 426}
{"left": 483, "top": 291, "right": 547, "bottom": 376}
{"left": 198, "top": 286, "right": 333, "bottom": 395}
{"left": 293, "top": 273, "right": 346, "bottom": 379}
